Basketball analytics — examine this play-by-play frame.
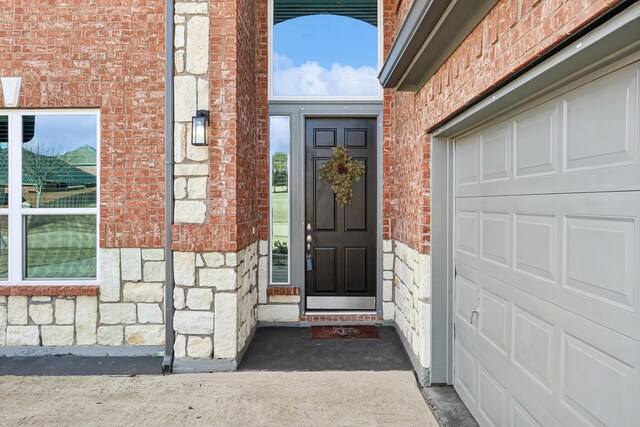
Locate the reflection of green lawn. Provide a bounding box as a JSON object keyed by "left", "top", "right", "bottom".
{"left": 26, "top": 215, "right": 96, "bottom": 278}
{"left": 271, "top": 191, "right": 289, "bottom": 241}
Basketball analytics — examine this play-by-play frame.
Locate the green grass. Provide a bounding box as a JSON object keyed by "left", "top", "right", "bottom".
{"left": 271, "top": 191, "right": 289, "bottom": 241}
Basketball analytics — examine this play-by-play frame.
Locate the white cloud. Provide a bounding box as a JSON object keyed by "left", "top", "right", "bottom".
{"left": 273, "top": 53, "right": 379, "bottom": 97}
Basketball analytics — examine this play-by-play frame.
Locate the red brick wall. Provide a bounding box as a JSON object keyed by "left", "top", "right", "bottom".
{"left": 256, "top": 0, "right": 269, "bottom": 242}
{"left": 385, "top": 0, "right": 623, "bottom": 254}
{"left": 0, "top": 1, "right": 166, "bottom": 249}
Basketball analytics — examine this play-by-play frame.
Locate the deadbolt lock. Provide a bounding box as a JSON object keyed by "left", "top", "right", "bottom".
{"left": 306, "top": 234, "right": 312, "bottom": 243}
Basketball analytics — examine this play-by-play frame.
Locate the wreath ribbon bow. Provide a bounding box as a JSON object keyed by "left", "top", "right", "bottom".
{"left": 318, "top": 146, "right": 366, "bottom": 206}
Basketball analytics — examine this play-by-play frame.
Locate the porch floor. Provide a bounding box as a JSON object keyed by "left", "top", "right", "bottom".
{"left": 239, "top": 326, "right": 412, "bottom": 371}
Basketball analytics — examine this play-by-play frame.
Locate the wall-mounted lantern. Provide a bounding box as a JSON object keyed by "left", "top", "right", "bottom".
{"left": 191, "top": 110, "right": 210, "bottom": 146}
{"left": 1, "top": 77, "right": 22, "bottom": 108}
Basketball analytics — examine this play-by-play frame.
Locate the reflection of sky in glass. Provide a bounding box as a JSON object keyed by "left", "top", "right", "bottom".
{"left": 269, "top": 116, "right": 290, "bottom": 154}
{"left": 31, "top": 115, "right": 97, "bottom": 154}
{"left": 275, "top": 15, "right": 376, "bottom": 69}
{"left": 273, "top": 14, "right": 379, "bottom": 97}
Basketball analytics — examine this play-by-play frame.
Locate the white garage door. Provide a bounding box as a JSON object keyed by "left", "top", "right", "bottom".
{"left": 453, "top": 61, "right": 640, "bottom": 427}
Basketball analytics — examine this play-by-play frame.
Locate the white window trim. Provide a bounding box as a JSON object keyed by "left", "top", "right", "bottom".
{"left": 2, "top": 109, "right": 100, "bottom": 286}
{"left": 268, "top": 115, "right": 292, "bottom": 285}
{"left": 268, "top": 0, "right": 384, "bottom": 102}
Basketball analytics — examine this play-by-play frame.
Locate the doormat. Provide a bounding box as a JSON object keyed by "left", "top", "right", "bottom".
{"left": 310, "top": 325, "right": 379, "bottom": 339}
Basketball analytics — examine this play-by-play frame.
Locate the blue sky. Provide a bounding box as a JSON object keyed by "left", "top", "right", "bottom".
{"left": 270, "top": 116, "right": 290, "bottom": 154}
{"left": 273, "top": 14, "right": 380, "bottom": 97}
{"left": 30, "top": 115, "right": 97, "bottom": 153}
{"left": 274, "top": 15, "right": 377, "bottom": 69}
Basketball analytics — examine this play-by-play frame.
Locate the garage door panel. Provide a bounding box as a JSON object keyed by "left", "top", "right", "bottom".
{"left": 479, "top": 288, "right": 509, "bottom": 356}
{"left": 481, "top": 211, "right": 510, "bottom": 267}
{"left": 479, "top": 366, "right": 508, "bottom": 426}
{"left": 563, "top": 63, "right": 638, "bottom": 173}
{"left": 455, "top": 62, "right": 640, "bottom": 198}
{"left": 456, "top": 192, "right": 640, "bottom": 340}
{"left": 455, "top": 263, "right": 640, "bottom": 426}
{"left": 514, "top": 103, "right": 559, "bottom": 179}
{"left": 563, "top": 214, "right": 635, "bottom": 311}
{"left": 559, "top": 331, "right": 635, "bottom": 427}
{"left": 512, "top": 399, "right": 543, "bottom": 427}
{"left": 481, "top": 123, "right": 511, "bottom": 183}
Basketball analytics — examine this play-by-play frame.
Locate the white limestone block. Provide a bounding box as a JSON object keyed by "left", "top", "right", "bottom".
{"left": 8, "top": 296, "right": 27, "bottom": 325}
{"left": 187, "top": 177, "right": 208, "bottom": 198}
{"left": 99, "top": 248, "right": 121, "bottom": 302}
{"left": 138, "top": 303, "right": 163, "bottom": 324}
{"left": 383, "top": 253, "right": 394, "bottom": 271}
{"left": 213, "top": 293, "right": 237, "bottom": 359}
{"left": 199, "top": 268, "right": 237, "bottom": 290}
{"left": 175, "top": 24, "right": 185, "bottom": 48}
{"left": 257, "top": 304, "right": 299, "bottom": 322}
{"left": 123, "top": 282, "right": 163, "bottom": 303}
{"left": 97, "top": 325, "right": 124, "bottom": 346}
{"left": 186, "top": 288, "right": 213, "bottom": 310}
{"left": 175, "top": 2, "right": 208, "bottom": 14}
{"left": 383, "top": 239, "right": 393, "bottom": 253}
{"left": 29, "top": 304, "right": 53, "bottom": 325}
{"left": 187, "top": 336, "right": 212, "bottom": 359}
{"left": 174, "top": 75, "right": 197, "bottom": 122}
{"left": 125, "top": 325, "right": 164, "bottom": 345}
{"left": 55, "top": 299, "right": 75, "bottom": 325}
{"left": 120, "top": 248, "right": 142, "bottom": 281}
{"left": 175, "top": 200, "right": 206, "bottom": 224}
{"left": 174, "top": 163, "right": 209, "bottom": 177}
{"left": 174, "top": 252, "right": 196, "bottom": 287}
{"left": 31, "top": 296, "right": 51, "bottom": 302}
{"left": 99, "top": 303, "right": 137, "bottom": 324}
{"left": 383, "top": 302, "right": 395, "bottom": 321}
{"left": 259, "top": 240, "right": 268, "bottom": 256}
{"left": 174, "top": 334, "right": 187, "bottom": 358}
{"left": 142, "top": 249, "right": 164, "bottom": 261}
{"left": 186, "top": 16, "right": 209, "bottom": 74}
{"left": 41, "top": 326, "right": 74, "bottom": 346}
{"left": 173, "top": 288, "right": 186, "bottom": 310}
{"left": 143, "top": 261, "right": 165, "bottom": 282}
{"left": 0, "top": 305, "right": 6, "bottom": 345}
{"left": 268, "top": 295, "right": 300, "bottom": 304}
{"left": 6, "top": 326, "right": 40, "bottom": 346}
{"left": 75, "top": 296, "right": 97, "bottom": 345}
{"left": 174, "top": 177, "right": 187, "bottom": 199}
{"left": 225, "top": 252, "right": 239, "bottom": 267}
{"left": 174, "top": 311, "right": 213, "bottom": 335}
{"left": 202, "top": 252, "right": 224, "bottom": 268}
{"left": 174, "top": 122, "right": 186, "bottom": 162}
{"left": 383, "top": 280, "right": 393, "bottom": 302}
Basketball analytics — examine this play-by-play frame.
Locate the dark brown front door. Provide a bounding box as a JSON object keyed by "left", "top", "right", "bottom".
{"left": 305, "top": 117, "right": 377, "bottom": 310}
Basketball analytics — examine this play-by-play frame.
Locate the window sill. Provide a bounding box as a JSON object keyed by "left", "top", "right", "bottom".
{"left": 267, "top": 286, "right": 300, "bottom": 296}
{"left": 0, "top": 285, "right": 99, "bottom": 297}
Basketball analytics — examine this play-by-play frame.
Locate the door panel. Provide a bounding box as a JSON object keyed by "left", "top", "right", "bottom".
{"left": 305, "top": 118, "right": 377, "bottom": 305}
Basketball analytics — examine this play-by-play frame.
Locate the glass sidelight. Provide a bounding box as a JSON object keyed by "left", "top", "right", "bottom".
{"left": 269, "top": 116, "right": 290, "bottom": 283}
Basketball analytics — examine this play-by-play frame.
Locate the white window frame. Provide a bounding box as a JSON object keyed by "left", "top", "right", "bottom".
{"left": 268, "top": 114, "right": 292, "bottom": 285}
{"left": 1, "top": 109, "right": 100, "bottom": 286}
{"left": 268, "top": 0, "right": 384, "bottom": 101}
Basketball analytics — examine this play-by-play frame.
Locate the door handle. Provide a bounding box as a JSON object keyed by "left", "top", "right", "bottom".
{"left": 470, "top": 308, "right": 479, "bottom": 325}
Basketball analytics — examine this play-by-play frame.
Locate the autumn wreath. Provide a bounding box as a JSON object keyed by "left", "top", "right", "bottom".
{"left": 318, "top": 146, "right": 366, "bottom": 206}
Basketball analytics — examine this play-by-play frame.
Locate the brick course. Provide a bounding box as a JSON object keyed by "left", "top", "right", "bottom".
{"left": 0, "top": 1, "right": 166, "bottom": 250}
{"left": 384, "top": 0, "right": 623, "bottom": 254}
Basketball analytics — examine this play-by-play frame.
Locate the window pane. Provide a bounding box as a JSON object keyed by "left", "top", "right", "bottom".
{"left": 22, "top": 115, "right": 97, "bottom": 208}
{"left": 0, "top": 216, "right": 7, "bottom": 279}
{"left": 272, "top": 0, "right": 379, "bottom": 97}
{"left": 270, "top": 116, "right": 290, "bottom": 283}
{"left": 25, "top": 215, "right": 96, "bottom": 279}
{"left": 0, "top": 116, "right": 8, "bottom": 208}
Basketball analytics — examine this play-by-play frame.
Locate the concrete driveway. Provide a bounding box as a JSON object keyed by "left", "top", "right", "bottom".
{"left": 0, "top": 371, "right": 439, "bottom": 426}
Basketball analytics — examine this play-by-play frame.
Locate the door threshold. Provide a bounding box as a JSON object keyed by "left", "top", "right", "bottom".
{"left": 304, "top": 310, "right": 377, "bottom": 316}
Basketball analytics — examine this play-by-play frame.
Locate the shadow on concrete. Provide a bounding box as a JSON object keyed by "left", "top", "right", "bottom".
{"left": 0, "top": 356, "right": 162, "bottom": 376}
{"left": 239, "top": 326, "right": 412, "bottom": 371}
{"left": 423, "top": 385, "right": 479, "bottom": 427}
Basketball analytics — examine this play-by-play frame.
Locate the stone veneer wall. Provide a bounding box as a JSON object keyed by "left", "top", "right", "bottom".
{"left": 172, "top": 242, "right": 257, "bottom": 359}
{"left": 256, "top": 240, "right": 300, "bottom": 322}
{"left": 0, "top": 248, "right": 165, "bottom": 348}
{"left": 387, "top": 240, "right": 431, "bottom": 370}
